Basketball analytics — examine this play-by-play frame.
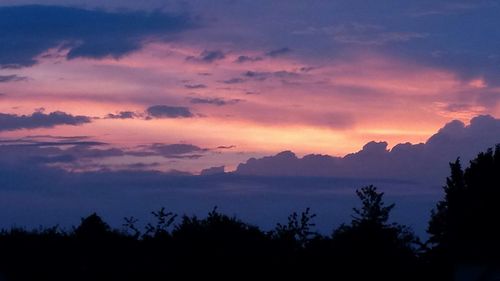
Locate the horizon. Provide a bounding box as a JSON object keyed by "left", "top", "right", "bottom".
{"left": 1, "top": 1, "right": 500, "bottom": 237}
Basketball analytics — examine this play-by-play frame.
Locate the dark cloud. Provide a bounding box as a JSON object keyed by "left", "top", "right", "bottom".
{"left": 243, "top": 70, "right": 299, "bottom": 81}
{"left": 106, "top": 111, "right": 138, "bottom": 119}
{"left": 189, "top": 97, "right": 240, "bottom": 106}
{"left": 0, "top": 5, "right": 195, "bottom": 68}
{"left": 265, "top": 47, "right": 291, "bottom": 57}
{"left": 217, "top": 145, "right": 236, "bottom": 150}
{"left": 151, "top": 143, "right": 207, "bottom": 156}
{"left": 243, "top": 71, "right": 269, "bottom": 80}
{"left": 120, "top": 162, "right": 161, "bottom": 170}
{"left": 64, "top": 145, "right": 125, "bottom": 159}
{"left": 235, "top": 115, "right": 500, "bottom": 184}
{"left": 0, "top": 138, "right": 106, "bottom": 147}
{"left": 0, "top": 137, "right": 210, "bottom": 171}
{"left": 131, "top": 143, "right": 208, "bottom": 159}
{"left": 0, "top": 110, "right": 91, "bottom": 131}
{"left": 200, "top": 165, "right": 225, "bottom": 176}
{"left": 0, "top": 137, "right": 120, "bottom": 169}
{"left": 146, "top": 105, "right": 194, "bottom": 118}
{"left": 0, "top": 74, "right": 27, "bottom": 82}
{"left": 184, "top": 83, "right": 207, "bottom": 89}
{"left": 222, "top": 78, "right": 245, "bottom": 84}
{"left": 235, "top": 55, "right": 262, "bottom": 63}
{"left": 186, "top": 50, "right": 225, "bottom": 63}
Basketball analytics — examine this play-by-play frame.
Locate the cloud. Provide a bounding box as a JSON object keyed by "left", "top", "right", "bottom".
{"left": 189, "top": 97, "right": 240, "bottom": 106}
{"left": 243, "top": 70, "right": 299, "bottom": 81}
{"left": 131, "top": 143, "right": 209, "bottom": 159}
{"left": 235, "top": 55, "right": 262, "bottom": 63}
{"left": 0, "top": 137, "right": 121, "bottom": 169}
{"left": 146, "top": 105, "right": 194, "bottom": 118}
{"left": 200, "top": 165, "right": 225, "bottom": 176}
{"left": 184, "top": 83, "right": 207, "bottom": 89}
{"left": 0, "top": 5, "right": 195, "bottom": 67}
{"left": 186, "top": 50, "right": 225, "bottom": 63}
{"left": 235, "top": 115, "right": 500, "bottom": 184}
{"left": 0, "top": 136, "right": 213, "bottom": 173}
{"left": 106, "top": 111, "right": 138, "bottom": 119}
{"left": 296, "top": 23, "right": 427, "bottom": 46}
{"left": 222, "top": 78, "right": 246, "bottom": 84}
{"left": 0, "top": 74, "right": 27, "bottom": 82}
{"left": 217, "top": 145, "right": 236, "bottom": 150}
{"left": 265, "top": 47, "right": 291, "bottom": 57}
{"left": 0, "top": 110, "right": 91, "bottom": 131}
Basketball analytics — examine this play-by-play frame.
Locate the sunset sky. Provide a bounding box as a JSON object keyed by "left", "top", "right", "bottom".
{"left": 2, "top": 1, "right": 500, "bottom": 174}
{"left": 2, "top": 1, "right": 500, "bottom": 231}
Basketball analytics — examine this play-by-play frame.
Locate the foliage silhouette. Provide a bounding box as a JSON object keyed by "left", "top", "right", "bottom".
{"left": 427, "top": 144, "right": 500, "bottom": 280}
{"left": 330, "top": 185, "right": 420, "bottom": 281}
{"left": 272, "top": 207, "right": 317, "bottom": 248}
{"left": 0, "top": 146, "right": 500, "bottom": 280}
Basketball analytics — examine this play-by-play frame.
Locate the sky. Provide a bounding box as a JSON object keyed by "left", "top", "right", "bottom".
{"left": 1, "top": 1, "right": 500, "bottom": 233}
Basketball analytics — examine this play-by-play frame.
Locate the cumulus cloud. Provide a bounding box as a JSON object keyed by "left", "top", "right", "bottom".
{"left": 186, "top": 50, "right": 225, "bottom": 63}
{"left": 0, "top": 5, "right": 195, "bottom": 67}
{"left": 0, "top": 110, "right": 91, "bottom": 131}
{"left": 146, "top": 105, "right": 194, "bottom": 118}
{"left": 235, "top": 115, "right": 500, "bottom": 184}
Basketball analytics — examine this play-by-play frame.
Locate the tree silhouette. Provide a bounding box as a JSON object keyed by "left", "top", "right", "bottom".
{"left": 427, "top": 145, "right": 500, "bottom": 274}
{"left": 74, "top": 213, "right": 111, "bottom": 240}
{"left": 273, "top": 207, "right": 317, "bottom": 248}
{"left": 331, "top": 185, "right": 419, "bottom": 281}
{"left": 352, "top": 185, "right": 395, "bottom": 226}
{"left": 144, "top": 207, "right": 177, "bottom": 239}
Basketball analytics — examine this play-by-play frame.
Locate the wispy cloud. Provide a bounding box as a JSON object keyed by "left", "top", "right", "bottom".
{"left": 186, "top": 50, "right": 225, "bottom": 63}
{"left": 189, "top": 97, "right": 241, "bottom": 106}
{"left": 0, "top": 74, "right": 27, "bottom": 83}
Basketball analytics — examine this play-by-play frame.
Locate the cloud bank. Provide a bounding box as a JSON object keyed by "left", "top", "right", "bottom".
{"left": 235, "top": 115, "right": 500, "bottom": 184}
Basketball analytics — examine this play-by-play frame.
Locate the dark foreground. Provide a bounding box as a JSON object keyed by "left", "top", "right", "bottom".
{"left": 1, "top": 146, "right": 500, "bottom": 281}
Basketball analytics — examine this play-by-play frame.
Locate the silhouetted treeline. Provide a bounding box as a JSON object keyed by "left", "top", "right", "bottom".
{"left": 1, "top": 145, "right": 499, "bottom": 281}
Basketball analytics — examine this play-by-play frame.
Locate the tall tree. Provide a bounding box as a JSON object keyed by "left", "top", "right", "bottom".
{"left": 427, "top": 145, "right": 500, "bottom": 262}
